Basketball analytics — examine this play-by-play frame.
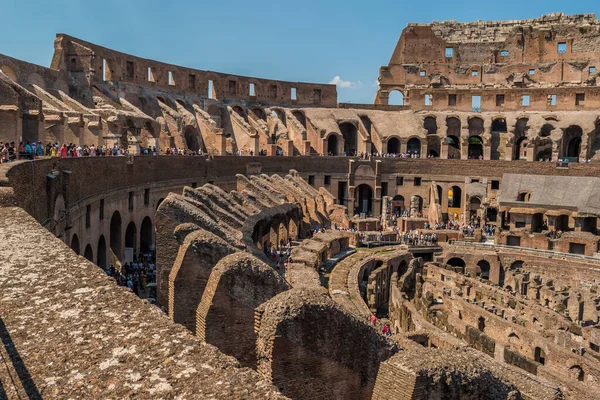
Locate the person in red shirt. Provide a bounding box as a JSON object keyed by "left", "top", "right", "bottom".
{"left": 60, "top": 144, "right": 68, "bottom": 158}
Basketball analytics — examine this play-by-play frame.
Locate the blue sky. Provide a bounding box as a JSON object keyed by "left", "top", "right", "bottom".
{"left": 0, "top": 0, "right": 597, "bottom": 103}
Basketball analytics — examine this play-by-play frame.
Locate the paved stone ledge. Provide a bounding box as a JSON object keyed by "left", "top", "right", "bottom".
{"left": 0, "top": 207, "right": 286, "bottom": 399}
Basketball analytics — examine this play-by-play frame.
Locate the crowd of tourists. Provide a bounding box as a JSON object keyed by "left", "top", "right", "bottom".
{"left": 263, "top": 238, "right": 295, "bottom": 277}
{"left": 104, "top": 251, "right": 157, "bottom": 300}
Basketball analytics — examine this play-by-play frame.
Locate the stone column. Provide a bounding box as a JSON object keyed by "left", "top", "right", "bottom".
{"left": 400, "top": 138, "right": 407, "bottom": 155}
{"left": 441, "top": 140, "right": 449, "bottom": 159}
{"left": 420, "top": 141, "right": 427, "bottom": 158}
{"left": 461, "top": 137, "right": 469, "bottom": 159}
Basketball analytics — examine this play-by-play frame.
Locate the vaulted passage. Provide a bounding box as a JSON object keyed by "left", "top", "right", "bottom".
{"left": 339, "top": 123, "right": 358, "bottom": 156}
{"left": 387, "top": 137, "right": 400, "bottom": 154}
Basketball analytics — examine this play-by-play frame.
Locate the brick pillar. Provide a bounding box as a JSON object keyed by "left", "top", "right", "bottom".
{"left": 302, "top": 140, "right": 311, "bottom": 155}
{"left": 441, "top": 141, "right": 449, "bottom": 159}
{"left": 284, "top": 139, "right": 294, "bottom": 156}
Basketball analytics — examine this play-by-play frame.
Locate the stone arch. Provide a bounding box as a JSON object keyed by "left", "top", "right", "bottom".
{"left": 251, "top": 107, "right": 267, "bottom": 121}
{"left": 476, "top": 260, "right": 490, "bottom": 279}
{"left": 125, "top": 221, "right": 137, "bottom": 252}
{"left": 447, "top": 257, "right": 466, "bottom": 271}
{"left": 70, "top": 234, "right": 80, "bottom": 255}
{"left": 387, "top": 137, "right": 400, "bottom": 154}
{"left": 339, "top": 122, "right": 358, "bottom": 156}
{"left": 388, "top": 89, "right": 404, "bottom": 105}
{"left": 25, "top": 72, "right": 45, "bottom": 89}
{"left": 0, "top": 65, "right": 17, "bottom": 81}
{"left": 109, "top": 211, "right": 122, "bottom": 260}
{"left": 292, "top": 110, "right": 306, "bottom": 128}
{"left": 563, "top": 125, "right": 583, "bottom": 160}
{"left": 196, "top": 253, "right": 289, "bottom": 369}
{"left": 271, "top": 108, "right": 286, "bottom": 125}
{"left": 568, "top": 365, "right": 585, "bottom": 382}
{"left": 540, "top": 123, "right": 554, "bottom": 137}
{"left": 232, "top": 105, "right": 246, "bottom": 120}
{"left": 392, "top": 195, "right": 405, "bottom": 214}
{"left": 492, "top": 118, "right": 507, "bottom": 132}
{"left": 469, "top": 196, "right": 482, "bottom": 219}
{"left": 398, "top": 260, "right": 409, "bottom": 276}
{"left": 468, "top": 117, "right": 484, "bottom": 137}
{"left": 510, "top": 260, "right": 524, "bottom": 270}
{"left": 427, "top": 135, "right": 440, "bottom": 157}
{"left": 355, "top": 184, "right": 374, "bottom": 215}
{"left": 327, "top": 133, "right": 340, "bottom": 155}
{"left": 468, "top": 136, "right": 483, "bottom": 159}
{"left": 256, "top": 288, "right": 397, "bottom": 400}
{"left": 184, "top": 126, "right": 203, "bottom": 153}
{"left": 84, "top": 244, "right": 93, "bottom": 262}
{"left": 140, "top": 216, "right": 153, "bottom": 252}
{"left": 406, "top": 137, "right": 421, "bottom": 156}
{"left": 207, "top": 104, "right": 223, "bottom": 127}
{"left": 424, "top": 116, "right": 437, "bottom": 135}
{"left": 97, "top": 235, "right": 107, "bottom": 268}
{"left": 448, "top": 186, "right": 462, "bottom": 208}
{"left": 169, "top": 230, "right": 237, "bottom": 332}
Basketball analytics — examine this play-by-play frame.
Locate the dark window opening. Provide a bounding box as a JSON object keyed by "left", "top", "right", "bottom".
{"left": 414, "top": 177, "right": 422, "bottom": 186}
{"left": 99, "top": 199, "right": 104, "bottom": 220}
{"left": 491, "top": 180, "right": 500, "bottom": 190}
{"left": 228, "top": 80, "right": 237, "bottom": 95}
{"left": 396, "top": 176, "right": 404, "bottom": 186}
{"left": 126, "top": 61, "right": 134, "bottom": 78}
{"left": 496, "top": 94, "right": 505, "bottom": 106}
{"left": 576, "top": 93, "right": 585, "bottom": 105}
{"left": 129, "top": 191, "right": 134, "bottom": 210}
{"left": 308, "top": 175, "right": 315, "bottom": 185}
{"left": 86, "top": 205, "right": 91, "bottom": 228}
{"left": 144, "top": 188, "right": 150, "bottom": 206}
{"left": 448, "top": 94, "right": 457, "bottom": 106}
{"left": 381, "top": 182, "right": 388, "bottom": 197}
{"left": 188, "top": 74, "right": 196, "bottom": 89}
{"left": 324, "top": 175, "right": 331, "bottom": 185}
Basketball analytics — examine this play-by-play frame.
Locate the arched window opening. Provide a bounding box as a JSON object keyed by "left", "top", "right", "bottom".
{"left": 424, "top": 117, "right": 437, "bottom": 135}
{"left": 448, "top": 186, "right": 462, "bottom": 208}
{"left": 388, "top": 90, "right": 404, "bottom": 106}
{"left": 387, "top": 137, "right": 400, "bottom": 154}
{"left": 541, "top": 124, "right": 554, "bottom": 137}
{"left": 468, "top": 136, "right": 483, "bottom": 159}
{"left": 392, "top": 195, "right": 405, "bottom": 215}
{"left": 97, "top": 235, "right": 107, "bottom": 268}
{"left": 339, "top": 122, "right": 358, "bottom": 156}
{"left": 407, "top": 138, "right": 421, "bottom": 157}
{"left": 327, "top": 134, "right": 339, "bottom": 155}
{"left": 492, "top": 118, "right": 507, "bottom": 132}
{"left": 140, "top": 217, "right": 154, "bottom": 252}
{"left": 477, "top": 260, "right": 490, "bottom": 280}
{"left": 84, "top": 244, "right": 93, "bottom": 262}
{"left": 125, "top": 221, "right": 137, "bottom": 252}
{"left": 110, "top": 211, "right": 122, "bottom": 258}
{"left": 447, "top": 257, "right": 466, "bottom": 272}
{"left": 70, "top": 234, "right": 80, "bottom": 255}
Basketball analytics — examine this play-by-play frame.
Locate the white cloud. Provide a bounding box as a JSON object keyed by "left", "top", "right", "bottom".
{"left": 329, "top": 76, "right": 361, "bottom": 88}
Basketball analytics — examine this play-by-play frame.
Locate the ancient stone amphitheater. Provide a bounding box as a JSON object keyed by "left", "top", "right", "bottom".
{"left": 1, "top": 12, "right": 600, "bottom": 400}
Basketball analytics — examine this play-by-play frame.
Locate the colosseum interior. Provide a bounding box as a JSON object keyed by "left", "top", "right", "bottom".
{"left": 1, "top": 11, "right": 600, "bottom": 400}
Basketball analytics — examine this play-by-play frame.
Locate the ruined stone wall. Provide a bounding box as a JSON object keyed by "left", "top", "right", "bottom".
{"left": 376, "top": 13, "right": 600, "bottom": 111}
{"left": 53, "top": 34, "right": 337, "bottom": 107}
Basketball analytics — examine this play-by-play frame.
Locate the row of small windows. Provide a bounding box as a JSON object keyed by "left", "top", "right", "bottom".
{"left": 84, "top": 190, "right": 151, "bottom": 229}
{"left": 444, "top": 42, "right": 572, "bottom": 58}
{"left": 420, "top": 65, "right": 596, "bottom": 77}
{"left": 102, "top": 59, "right": 299, "bottom": 100}
{"left": 424, "top": 93, "right": 587, "bottom": 108}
